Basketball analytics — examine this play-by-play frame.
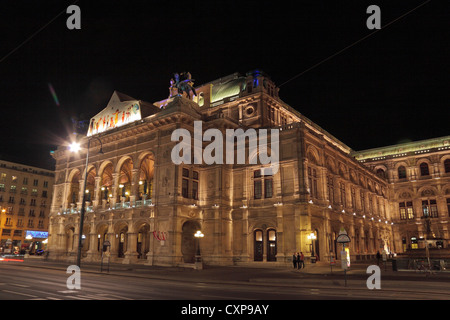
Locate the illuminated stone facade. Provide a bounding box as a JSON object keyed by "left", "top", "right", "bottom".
{"left": 47, "top": 71, "right": 448, "bottom": 266}
{"left": 353, "top": 137, "right": 450, "bottom": 254}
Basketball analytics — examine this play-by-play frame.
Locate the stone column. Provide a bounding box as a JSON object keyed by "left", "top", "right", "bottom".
{"left": 123, "top": 231, "right": 138, "bottom": 264}
{"left": 86, "top": 219, "right": 99, "bottom": 261}
{"left": 130, "top": 168, "right": 140, "bottom": 205}
{"left": 93, "top": 176, "right": 101, "bottom": 208}
{"left": 241, "top": 205, "right": 249, "bottom": 262}
{"left": 275, "top": 204, "right": 285, "bottom": 262}
{"left": 111, "top": 173, "right": 119, "bottom": 206}
{"left": 145, "top": 218, "right": 156, "bottom": 266}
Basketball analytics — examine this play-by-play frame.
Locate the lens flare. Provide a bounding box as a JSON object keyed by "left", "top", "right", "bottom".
{"left": 48, "top": 83, "right": 60, "bottom": 106}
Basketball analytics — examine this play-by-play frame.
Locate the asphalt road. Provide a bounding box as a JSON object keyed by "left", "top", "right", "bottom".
{"left": 0, "top": 261, "right": 449, "bottom": 302}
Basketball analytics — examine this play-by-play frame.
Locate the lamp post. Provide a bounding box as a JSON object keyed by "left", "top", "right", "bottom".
{"left": 307, "top": 232, "right": 317, "bottom": 263}
{"left": 194, "top": 230, "right": 204, "bottom": 270}
{"left": 69, "top": 136, "right": 103, "bottom": 268}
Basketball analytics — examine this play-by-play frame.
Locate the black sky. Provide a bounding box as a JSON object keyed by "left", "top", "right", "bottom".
{"left": 0, "top": 0, "right": 448, "bottom": 170}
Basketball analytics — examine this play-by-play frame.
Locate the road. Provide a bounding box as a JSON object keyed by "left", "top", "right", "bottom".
{"left": 0, "top": 261, "right": 449, "bottom": 302}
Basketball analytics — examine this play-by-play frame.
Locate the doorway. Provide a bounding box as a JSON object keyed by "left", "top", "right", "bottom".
{"left": 181, "top": 220, "right": 201, "bottom": 263}
{"left": 267, "top": 229, "right": 277, "bottom": 261}
{"left": 254, "top": 230, "right": 263, "bottom": 261}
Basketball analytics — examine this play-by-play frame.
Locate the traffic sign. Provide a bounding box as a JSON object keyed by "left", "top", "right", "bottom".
{"left": 336, "top": 227, "right": 351, "bottom": 243}
{"left": 336, "top": 234, "right": 351, "bottom": 243}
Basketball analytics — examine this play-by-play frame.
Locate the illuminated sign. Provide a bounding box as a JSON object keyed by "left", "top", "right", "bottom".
{"left": 87, "top": 102, "right": 141, "bottom": 136}
{"left": 26, "top": 231, "right": 49, "bottom": 239}
{"left": 341, "top": 248, "right": 350, "bottom": 269}
{"left": 87, "top": 91, "right": 142, "bottom": 136}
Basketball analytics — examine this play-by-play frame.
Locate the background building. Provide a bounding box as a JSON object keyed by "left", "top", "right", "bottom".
{"left": 0, "top": 160, "right": 54, "bottom": 254}
{"left": 47, "top": 70, "right": 447, "bottom": 266}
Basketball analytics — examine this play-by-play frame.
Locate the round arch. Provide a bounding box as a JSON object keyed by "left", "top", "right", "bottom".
{"left": 116, "top": 157, "right": 133, "bottom": 201}
{"left": 181, "top": 220, "right": 202, "bottom": 263}
{"left": 306, "top": 145, "right": 321, "bottom": 166}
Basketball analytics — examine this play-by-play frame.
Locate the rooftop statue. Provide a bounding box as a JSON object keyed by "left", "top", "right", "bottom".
{"left": 169, "top": 72, "right": 197, "bottom": 100}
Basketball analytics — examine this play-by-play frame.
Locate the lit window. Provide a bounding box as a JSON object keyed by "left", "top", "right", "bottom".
{"left": 422, "top": 199, "right": 438, "bottom": 218}
{"left": 399, "top": 201, "right": 414, "bottom": 220}
{"left": 254, "top": 169, "right": 273, "bottom": 199}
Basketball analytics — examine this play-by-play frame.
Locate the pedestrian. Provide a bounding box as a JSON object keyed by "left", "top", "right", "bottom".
{"left": 296, "top": 252, "right": 301, "bottom": 269}
{"left": 292, "top": 252, "right": 297, "bottom": 269}
{"left": 376, "top": 251, "right": 381, "bottom": 266}
{"left": 299, "top": 252, "right": 305, "bottom": 269}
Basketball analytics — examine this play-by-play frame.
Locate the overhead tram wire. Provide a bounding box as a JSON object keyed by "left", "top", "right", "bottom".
{"left": 0, "top": 0, "right": 80, "bottom": 64}
{"left": 278, "top": 0, "right": 433, "bottom": 88}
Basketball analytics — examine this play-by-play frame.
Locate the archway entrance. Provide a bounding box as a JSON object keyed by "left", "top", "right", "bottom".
{"left": 267, "top": 229, "right": 277, "bottom": 261}
{"left": 253, "top": 229, "right": 278, "bottom": 262}
{"left": 313, "top": 229, "right": 320, "bottom": 261}
{"left": 136, "top": 223, "right": 150, "bottom": 259}
{"left": 116, "top": 225, "right": 128, "bottom": 258}
{"left": 254, "top": 230, "right": 263, "bottom": 261}
{"left": 181, "top": 220, "right": 201, "bottom": 263}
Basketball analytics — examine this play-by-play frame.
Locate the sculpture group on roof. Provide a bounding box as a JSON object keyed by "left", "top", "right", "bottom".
{"left": 169, "top": 72, "right": 197, "bottom": 100}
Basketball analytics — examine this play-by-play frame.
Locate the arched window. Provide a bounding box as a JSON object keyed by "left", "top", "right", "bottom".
{"left": 419, "top": 162, "right": 429, "bottom": 176}
{"left": 444, "top": 159, "right": 450, "bottom": 173}
{"left": 376, "top": 168, "right": 386, "bottom": 178}
{"left": 398, "top": 166, "right": 407, "bottom": 179}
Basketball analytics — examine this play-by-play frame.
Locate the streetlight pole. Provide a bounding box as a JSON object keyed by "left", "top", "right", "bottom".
{"left": 307, "top": 232, "right": 317, "bottom": 263}
{"left": 70, "top": 136, "right": 103, "bottom": 268}
{"left": 194, "top": 230, "right": 204, "bottom": 270}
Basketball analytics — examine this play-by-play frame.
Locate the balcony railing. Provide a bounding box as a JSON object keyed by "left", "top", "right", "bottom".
{"left": 59, "top": 199, "right": 153, "bottom": 215}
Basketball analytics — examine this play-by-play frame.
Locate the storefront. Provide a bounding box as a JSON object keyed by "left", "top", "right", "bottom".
{"left": 25, "top": 230, "right": 48, "bottom": 254}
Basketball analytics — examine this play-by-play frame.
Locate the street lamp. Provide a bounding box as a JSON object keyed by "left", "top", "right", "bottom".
{"left": 70, "top": 136, "right": 103, "bottom": 268}
{"left": 307, "top": 232, "right": 317, "bottom": 263}
{"left": 194, "top": 230, "right": 204, "bottom": 270}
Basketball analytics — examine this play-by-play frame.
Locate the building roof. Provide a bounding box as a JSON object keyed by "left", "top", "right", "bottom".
{"left": 351, "top": 135, "right": 450, "bottom": 161}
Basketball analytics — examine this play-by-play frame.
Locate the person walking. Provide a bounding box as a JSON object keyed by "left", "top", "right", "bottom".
{"left": 376, "top": 251, "right": 381, "bottom": 266}
{"left": 296, "top": 252, "right": 301, "bottom": 269}
{"left": 293, "top": 252, "right": 298, "bottom": 269}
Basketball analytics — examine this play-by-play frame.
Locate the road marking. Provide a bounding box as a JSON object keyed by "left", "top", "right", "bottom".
{"left": 310, "top": 289, "right": 320, "bottom": 295}
{"left": 97, "top": 293, "right": 134, "bottom": 300}
{"left": 65, "top": 295, "right": 90, "bottom": 300}
{"left": 11, "top": 283, "right": 30, "bottom": 288}
{"left": 75, "top": 294, "right": 106, "bottom": 300}
{"left": 201, "top": 294, "right": 254, "bottom": 300}
{"left": 47, "top": 297, "right": 63, "bottom": 300}
{"left": 38, "top": 280, "right": 66, "bottom": 287}
{"left": 58, "top": 290, "right": 79, "bottom": 294}
{"left": 2, "top": 289, "right": 37, "bottom": 298}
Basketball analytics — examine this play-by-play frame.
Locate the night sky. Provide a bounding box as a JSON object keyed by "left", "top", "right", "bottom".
{"left": 0, "top": 0, "right": 448, "bottom": 170}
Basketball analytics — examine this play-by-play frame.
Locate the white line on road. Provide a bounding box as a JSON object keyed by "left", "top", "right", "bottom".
{"left": 58, "top": 290, "right": 79, "bottom": 294}
{"left": 38, "top": 280, "right": 66, "bottom": 287}
{"left": 11, "top": 283, "right": 30, "bottom": 288}
{"left": 96, "top": 293, "right": 134, "bottom": 300}
{"left": 65, "top": 295, "right": 90, "bottom": 300}
{"left": 2, "top": 289, "right": 37, "bottom": 298}
{"left": 201, "top": 294, "right": 254, "bottom": 300}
